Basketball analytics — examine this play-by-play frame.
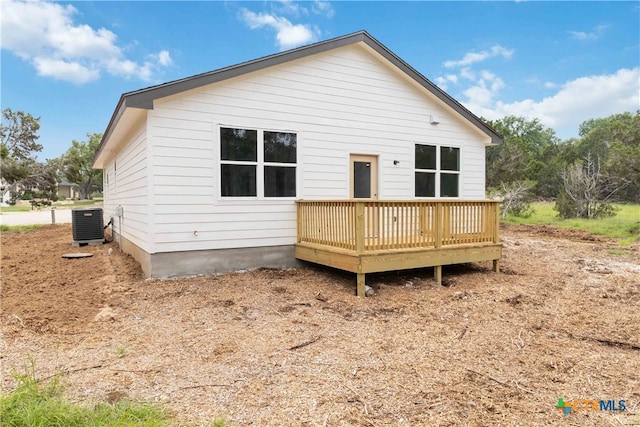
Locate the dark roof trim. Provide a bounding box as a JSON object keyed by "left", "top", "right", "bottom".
{"left": 96, "top": 31, "right": 501, "bottom": 163}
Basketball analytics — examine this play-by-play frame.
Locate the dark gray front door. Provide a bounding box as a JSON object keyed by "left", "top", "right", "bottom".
{"left": 353, "top": 161, "right": 371, "bottom": 198}
{"left": 350, "top": 154, "right": 378, "bottom": 199}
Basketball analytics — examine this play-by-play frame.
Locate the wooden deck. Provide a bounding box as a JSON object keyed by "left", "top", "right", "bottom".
{"left": 295, "top": 200, "right": 502, "bottom": 296}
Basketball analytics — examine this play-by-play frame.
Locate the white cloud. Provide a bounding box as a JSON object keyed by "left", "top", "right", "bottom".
{"left": 480, "top": 70, "right": 496, "bottom": 81}
{"left": 155, "top": 50, "right": 173, "bottom": 67}
{"left": 270, "top": 0, "right": 334, "bottom": 18}
{"left": 436, "top": 43, "right": 637, "bottom": 139}
{"left": 272, "top": 0, "right": 306, "bottom": 17}
{"left": 33, "top": 57, "right": 99, "bottom": 84}
{"left": 463, "top": 68, "right": 639, "bottom": 138}
{"left": 462, "top": 71, "right": 505, "bottom": 108}
{"left": 570, "top": 31, "right": 589, "bottom": 41}
{"left": 444, "top": 45, "right": 514, "bottom": 68}
{"left": 434, "top": 74, "right": 458, "bottom": 90}
{"left": 570, "top": 24, "right": 610, "bottom": 41}
{"left": 459, "top": 67, "right": 476, "bottom": 81}
{"left": 0, "top": 0, "right": 172, "bottom": 84}
{"left": 525, "top": 77, "right": 559, "bottom": 90}
{"left": 240, "top": 8, "right": 319, "bottom": 50}
{"left": 312, "top": 1, "right": 335, "bottom": 18}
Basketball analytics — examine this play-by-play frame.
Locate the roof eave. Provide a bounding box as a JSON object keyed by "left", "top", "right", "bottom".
{"left": 93, "top": 96, "right": 127, "bottom": 168}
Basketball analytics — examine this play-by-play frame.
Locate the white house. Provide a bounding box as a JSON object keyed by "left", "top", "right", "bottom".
{"left": 93, "top": 31, "right": 502, "bottom": 281}
{"left": 1, "top": 179, "right": 12, "bottom": 205}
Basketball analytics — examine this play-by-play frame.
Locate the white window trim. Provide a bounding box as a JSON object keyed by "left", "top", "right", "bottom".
{"left": 217, "top": 125, "right": 298, "bottom": 200}
{"left": 414, "top": 143, "right": 461, "bottom": 198}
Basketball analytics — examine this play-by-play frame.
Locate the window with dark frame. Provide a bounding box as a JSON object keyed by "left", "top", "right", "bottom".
{"left": 415, "top": 144, "right": 437, "bottom": 197}
{"left": 415, "top": 144, "right": 460, "bottom": 197}
{"left": 220, "top": 127, "right": 297, "bottom": 198}
{"left": 440, "top": 146, "right": 459, "bottom": 197}
{"left": 264, "top": 131, "right": 296, "bottom": 197}
{"left": 220, "top": 128, "right": 258, "bottom": 197}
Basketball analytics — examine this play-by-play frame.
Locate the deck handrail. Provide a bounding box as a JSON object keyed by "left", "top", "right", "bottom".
{"left": 296, "top": 200, "right": 501, "bottom": 253}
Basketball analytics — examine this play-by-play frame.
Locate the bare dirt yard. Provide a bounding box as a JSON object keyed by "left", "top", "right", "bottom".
{"left": 2, "top": 224, "right": 639, "bottom": 426}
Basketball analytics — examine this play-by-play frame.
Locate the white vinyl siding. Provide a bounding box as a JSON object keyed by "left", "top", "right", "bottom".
{"left": 102, "top": 122, "right": 151, "bottom": 252}
{"left": 142, "top": 43, "right": 489, "bottom": 253}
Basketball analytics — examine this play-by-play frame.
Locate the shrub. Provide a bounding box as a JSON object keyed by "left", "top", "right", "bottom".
{"left": 488, "top": 180, "right": 536, "bottom": 219}
{"left": 555, "top": 155, "right": 622, "bottom": 219}
{"left": 555, "top": 188, "right": 618, "bottom": 219}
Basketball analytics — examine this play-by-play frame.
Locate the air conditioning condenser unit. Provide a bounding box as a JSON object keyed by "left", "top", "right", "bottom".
{"left": 72, "top": 207, "right": 104, "bottom": 245}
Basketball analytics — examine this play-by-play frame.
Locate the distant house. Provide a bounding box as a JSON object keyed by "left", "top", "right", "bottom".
{"left": 94, "top": 31, "right": 503, "bottom": 293}
{"left": 57, "top": 180, "right": 78, "bottom": 200}
{"left": 0, "top": 180, "right": 11, "bottom": 205}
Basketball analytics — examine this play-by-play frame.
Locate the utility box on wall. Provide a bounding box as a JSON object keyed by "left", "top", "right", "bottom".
{"left": 72, "top": 207, "right": 104, "bottom": 245}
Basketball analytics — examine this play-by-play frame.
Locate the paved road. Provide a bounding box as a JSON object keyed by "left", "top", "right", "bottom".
{"left": 0, "top": 208, "right": 73, "bottom": 226}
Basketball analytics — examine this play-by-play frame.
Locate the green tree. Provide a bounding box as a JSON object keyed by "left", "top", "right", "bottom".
{"left": 535, "top": 143, "right": 566, "bottom": 199}
{"left": 565, "top": 111, "right": 639, "bottom": 202}
{"left": 607, "top": 111, "right": 640, "bottom": 202}
{"left": 485, "top": 116, "right": 560, "bottom": 195}
{"left": 0, "top": 108, "right": 58, "bottom": 203}
{"left": 1, "top": 109, "right": 42, "bottom": 160}
{"left": 61, "top": 133, "right": 103, "bottom": 199}
{"left": 1, "top": 109, "right": 41, "bottom": 188}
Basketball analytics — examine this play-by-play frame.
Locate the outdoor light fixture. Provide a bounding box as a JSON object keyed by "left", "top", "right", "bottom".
{"left": 393, "top": 160, "right": 400, "bottom": 165}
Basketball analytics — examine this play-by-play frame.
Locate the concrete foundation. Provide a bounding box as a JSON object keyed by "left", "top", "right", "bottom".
{"left": 113, "top": 232, "right": 300, "bottom": 278}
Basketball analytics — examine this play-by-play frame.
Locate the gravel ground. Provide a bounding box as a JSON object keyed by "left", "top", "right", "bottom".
{"left": 2, "top": 224, "right": 639, "bottom": 426}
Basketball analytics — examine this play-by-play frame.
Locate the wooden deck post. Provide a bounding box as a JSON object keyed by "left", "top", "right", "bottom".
{"left": 434, "top": 265, "right": 442, "bottom": 285}
{"left": 356, "top": 272, "right": 366, "bottom": 297}
{"left": 492, "top": 202, "right": 501, "bottom": 274}
{"left": 355, "top": 202, "right": 367, "bottom": 297}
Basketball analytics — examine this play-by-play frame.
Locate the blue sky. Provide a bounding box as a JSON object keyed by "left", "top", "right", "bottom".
{"left": 2, "top": 1, "right": 639, "bottom": 160}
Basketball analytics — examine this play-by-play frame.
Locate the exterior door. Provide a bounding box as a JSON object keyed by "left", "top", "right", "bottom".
{"left": 350, "top": 154, "right": 378, "bottom": 199}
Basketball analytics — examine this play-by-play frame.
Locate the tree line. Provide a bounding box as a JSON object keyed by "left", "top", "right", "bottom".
{"left": 1, "top": 107, "right": 638, "bottom": 219}
{"left": 1, "top": 108, "right": 102, "bottom": 203}
{"left": 485, "top": 111, "right": 638, "bottom": 218}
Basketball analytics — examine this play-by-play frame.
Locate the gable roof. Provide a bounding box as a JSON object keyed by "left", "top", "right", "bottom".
{"left": 95, "top": 31, "right": 502, "bottom": 166}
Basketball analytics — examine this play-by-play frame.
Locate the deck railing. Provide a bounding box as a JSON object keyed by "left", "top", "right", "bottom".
{"left": 296, "top": 200, "right": 501, "bottom": 253}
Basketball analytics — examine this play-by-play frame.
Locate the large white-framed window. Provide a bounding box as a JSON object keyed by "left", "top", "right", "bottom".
{"left": 415, "top": 144, "right": 460, "bottom": 197}
{"left": 220, "top": 126, "right": 297, "bottom": 198}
